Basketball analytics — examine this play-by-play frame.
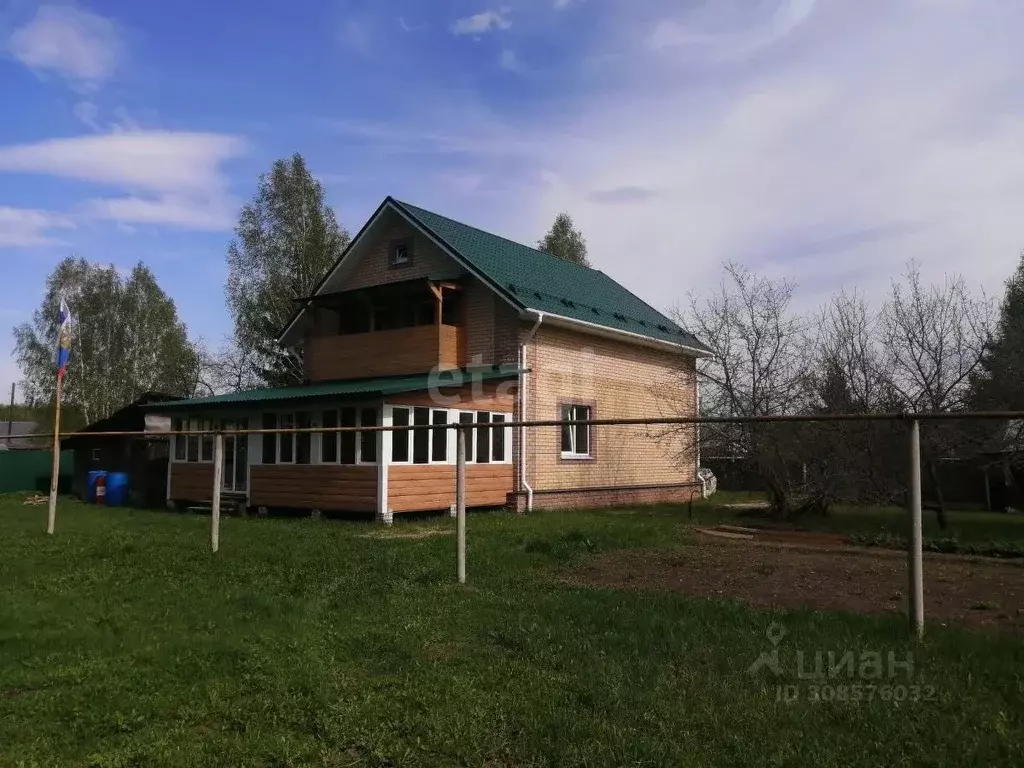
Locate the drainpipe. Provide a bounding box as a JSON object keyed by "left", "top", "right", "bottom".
{"left": 519, "top": 311, "right": 544, "bottom": 511}
{"left": 696, "top": 380, "right": 703, "bottom": 497}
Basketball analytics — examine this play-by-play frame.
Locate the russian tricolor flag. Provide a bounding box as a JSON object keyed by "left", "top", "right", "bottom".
{"left": 56, "top": 298, "right": 72, "bottom": 381}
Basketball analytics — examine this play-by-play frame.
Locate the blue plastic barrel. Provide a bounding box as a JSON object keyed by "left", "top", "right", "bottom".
{"left": 105, "top": 472, "right": 130, "bottom": 506}
{"left": 86, "top": 470, "right": 107, "bottom": 503}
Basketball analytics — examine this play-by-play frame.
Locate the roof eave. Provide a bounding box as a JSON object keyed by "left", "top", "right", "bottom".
{"left": 522, "top": 308, "right": 712, "bottom": 357}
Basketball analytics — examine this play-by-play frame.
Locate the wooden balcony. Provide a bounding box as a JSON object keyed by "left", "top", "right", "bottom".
{"left": 305, "top": 324, "right": 465, "bottom": 382}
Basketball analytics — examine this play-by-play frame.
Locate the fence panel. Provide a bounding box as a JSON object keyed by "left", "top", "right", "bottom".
{"left": 0, "top": 450, "right": 73, "bottom": 494}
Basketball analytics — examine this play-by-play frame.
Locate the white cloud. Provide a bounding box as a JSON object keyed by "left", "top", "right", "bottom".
{"left": 0, "top": 130, "right": 246, "bottom": 231}
{"left": 451, "top": 9, "right": 511, "bottom": 35}
{"left": 72, "top": 100, "right": 100, "bottom": 130}
{"left": 499, "top": 49, "right": 522, "bottom": 72}
{"left": 0, "top": 131, "right": 245, "bottom": 195}
{"left": 81, "top": 194, "right": 237, "bottom": 231}
{"left": 7, "top": 4, "right": 122, "bottom": 89}
{"left": 351, "top": 0, "right": 1024, "bottom": 317}
{"left": 0, "top": 207, "right": 73, "bottom": 247}
{"left": 648, "top": 0, "right": 818, "bottom": 58}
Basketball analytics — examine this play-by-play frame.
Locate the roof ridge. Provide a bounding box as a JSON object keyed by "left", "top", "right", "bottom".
{"left": 392, "top": 198, "right": 601, "bottom": 274}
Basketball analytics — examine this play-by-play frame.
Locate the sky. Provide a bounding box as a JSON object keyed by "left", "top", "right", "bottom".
{"left": 1, "top": 0, "right": 1023, "bottom": 402}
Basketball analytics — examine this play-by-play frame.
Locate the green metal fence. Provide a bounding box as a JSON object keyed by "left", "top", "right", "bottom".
{"left": 0, "top": 450, "right": 73, "bottom": 494}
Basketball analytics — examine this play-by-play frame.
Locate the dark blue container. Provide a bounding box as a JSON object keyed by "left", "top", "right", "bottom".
{"left": 105, "top": 472, "right": 130, "bottom": 506}
{"left": 86, "top": 470, "right": 107, "bottom": 503}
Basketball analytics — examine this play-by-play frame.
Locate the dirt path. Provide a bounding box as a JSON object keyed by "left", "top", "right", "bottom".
{"left": 567, "top": 538, "right": 1024, "bottom": 632}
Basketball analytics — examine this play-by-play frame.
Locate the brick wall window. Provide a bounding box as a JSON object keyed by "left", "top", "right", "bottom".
{"left": 560, "top": 404, "right": 593, "bottom": 459}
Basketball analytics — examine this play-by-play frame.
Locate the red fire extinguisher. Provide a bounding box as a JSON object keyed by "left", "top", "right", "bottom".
{"left": 96, "top": 474, "right": 107, "bottom": 505}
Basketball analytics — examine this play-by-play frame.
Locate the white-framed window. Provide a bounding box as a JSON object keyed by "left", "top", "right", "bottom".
{"left": 384, "top": 406, "right": 512, "bottom": 465}
{"left": 491, "top": 413, "right": 507, "bottom": 462}
{"left": 560, "top": 404, "right": 593, "bottom": 459}
{"left": 91, "top": 448, "right": 101, "bottom": 462}
{"left": 172, "top": 417, "right": 186, "bottom": 461}
{"left": 318, "top": 406, "right": 379, "bottom": 465}
{"left": 171, "top": 416, "right": 216, "bottom": 463}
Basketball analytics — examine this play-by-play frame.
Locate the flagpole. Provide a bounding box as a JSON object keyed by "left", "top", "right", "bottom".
{"left": 47, "top": 372, "right": 62, "bottom": 535}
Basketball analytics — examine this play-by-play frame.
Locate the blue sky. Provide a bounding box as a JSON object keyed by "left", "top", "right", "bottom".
{"left": 2, "top": 0, "right": 1024, "bottom": 400}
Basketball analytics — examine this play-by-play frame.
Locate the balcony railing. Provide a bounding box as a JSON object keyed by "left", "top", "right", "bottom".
{"left": 305, "top": 324, "right": 464, "bottom": 382}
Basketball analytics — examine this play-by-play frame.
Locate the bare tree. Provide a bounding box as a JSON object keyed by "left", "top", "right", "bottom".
{"left": 877, "top": 263, "right": 995, "bottom": 526}
{"left": 189, "top": 338, "right": 262, "bottom": 397}
{"left": 813, "top": 291, "right": 904, "bottom": 504}
{"left": 677, "top": 262, "right": 829, "bottom": 518}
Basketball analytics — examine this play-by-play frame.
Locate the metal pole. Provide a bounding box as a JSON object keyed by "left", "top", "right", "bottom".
{"left": 211, "top": 433, "right": 224, "bottom": 554}
{"left": 456, "top": 426, "right": 466, "bottom": 584}
{"left": 46, "top": 375, "right": 63, "bottom": 535}
{"left": 908, "top": 419, "right": 924, "bottom": 639}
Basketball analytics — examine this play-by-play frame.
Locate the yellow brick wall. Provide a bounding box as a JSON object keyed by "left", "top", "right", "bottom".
{"left": 524, "top": 324, "right": 697, "bottom": 491}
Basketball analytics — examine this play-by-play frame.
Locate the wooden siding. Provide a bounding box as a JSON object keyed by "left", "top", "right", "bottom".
{"left": 305, "top": 324, "right": 464, "bottom": 382}
{"left": 387, "top": 378, "right": 516, "bottom": 411}
{"left": 169, "top": 463, "right": 214, "bottom": 502}
{"left": 250, "top": 464, "right": 377, "bottom": 511}
{"left": 388, "top": 464, "right": 513, "bottom": 512}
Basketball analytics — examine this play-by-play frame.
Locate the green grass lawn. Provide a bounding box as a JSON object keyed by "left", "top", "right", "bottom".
{"left": 1, "top": 494, "right": 1023, "bottom": 767}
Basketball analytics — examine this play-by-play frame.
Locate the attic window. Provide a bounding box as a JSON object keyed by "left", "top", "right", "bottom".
{"left": 389, "top": 238, "right": 413, "bottom": 269}
{"left": 508, "top": 283, "right": 518, "bottom": 294}
{"left": 657, "top": 324, "right": 669, "bottom": 332}
{"left": 613, "top": 312, "right": 626, "bottom": 321}
{"left": 591, "top": 307, "right": 600, "bottom": 314}
{"left": 560, "top": 298, "right": 576, "bottom": 309}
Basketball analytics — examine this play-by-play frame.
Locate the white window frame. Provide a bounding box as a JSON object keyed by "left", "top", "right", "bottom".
{"left": 387, "top": 405, "right": 413, "bottom": 465}
{"left": 316, "top": 405, "right": 379, "bottom": 466}
{"left": 277, "top": 412, "right": 297, "bottom": 465}
{"left": 381, "top": 405, "right": 512, "bottom": 466}
{"left": 560, "top": 404, "right": 593, "bottom": 459}
{"left": 356, "top": 406, "right": 379, "bottom": 466}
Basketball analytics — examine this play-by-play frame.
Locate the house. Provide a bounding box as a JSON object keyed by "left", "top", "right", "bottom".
{"left": 148, "top": 197, "right": 710, "bottom": 521}
{"left": 63, "top": 393, "right": 180, "bottom": 506}
{"left": 1, "top": 421, "right": 39, "bottom": 450}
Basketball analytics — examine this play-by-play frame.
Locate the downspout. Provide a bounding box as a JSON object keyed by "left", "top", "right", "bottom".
{"left": 696, "top": 380, "right": 704, "bottom": 498}
{"left": 520, "top": 312, "right": 544, "bottom": 511}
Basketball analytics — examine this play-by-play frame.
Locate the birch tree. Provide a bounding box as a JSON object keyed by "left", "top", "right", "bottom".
{"left": 225, "top": 153, "right": 350, "bottom": 387}
{"left": 13, "top": 257, "right": 199, "bottom": 425}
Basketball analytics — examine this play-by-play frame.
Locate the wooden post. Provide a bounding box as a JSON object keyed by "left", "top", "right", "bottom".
{"left": 5, "top": 382, "right": 14, "bottom": 449}
{"left": 46, "top": 375, "right": 63, "bottom": 535}
{"left": 211, "top": 432, "right": 224, "bottom": 553}
{"left": 908, "top": 419, "right": 924, "bottom": 639}
{"left": 456, "top": 425, "right": 466, "bottom": 584}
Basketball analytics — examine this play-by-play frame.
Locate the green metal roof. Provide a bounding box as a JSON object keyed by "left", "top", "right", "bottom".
{"left": 391, "top": 199, "right": 710, "bottom": 351}
{"left": 145, "top": 368, "right": 522, "bottom": 411}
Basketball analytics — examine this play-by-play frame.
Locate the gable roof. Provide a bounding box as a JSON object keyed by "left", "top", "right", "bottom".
{"left": 282, "top": 197, "right": 709, "bottom": 353}
{"left": 393, "top": 200, "right": 708, "bottom": 351}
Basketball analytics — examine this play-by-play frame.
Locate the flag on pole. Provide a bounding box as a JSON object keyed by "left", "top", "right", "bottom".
{"left": 56, "top": 298, "right": 72, "bottom": 381}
